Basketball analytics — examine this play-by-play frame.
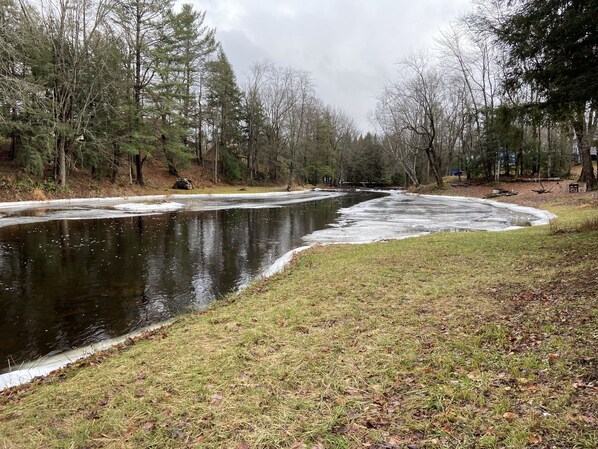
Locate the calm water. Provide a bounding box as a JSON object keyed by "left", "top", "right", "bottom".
{"left": 0, "top": 193, "right": 379, "bottom": 371}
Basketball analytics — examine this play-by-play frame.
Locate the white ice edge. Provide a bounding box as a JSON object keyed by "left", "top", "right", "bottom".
{"left": 0, "top": 191, "right": 348, "bottom": 229}
{"left": 0, "top": 192, "right": 556, "bottom": 391}
{"left": 0, "top": 321, "right": 173, "bottom": 390}
{"left": 260, "top": 245, "right": 313, "bottom": 278}
{"left": 0, "top": 248, "right": 319, "bottom": 390}
{"left": 263, "top": 193, "right": 556, "bottom": 281}
{"left": 0, "top": 244, "right": 315, "bottom": 391}
{"left": 0, "top": 191, "right": 347, "bottom": 228}
{"left": 0, "top": 190, "right": 312, "bottom": 211}
{"left": 0, "top": 245, "right": 313, "bottom": 391}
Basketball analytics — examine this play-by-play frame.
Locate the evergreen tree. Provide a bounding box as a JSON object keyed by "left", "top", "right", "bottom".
{"left": 0, "top": 0, "right": 39, "bottom": 167}
{"left": 156, "top": 4, "right": 215, "bottom": 176}
{"left": 114, "top": 0, "right": 174, "bottom": 186}
{"left": 172, "top": 5, "right": 216, "bottom": 127}
{"left": 495, "top": 0, "right": 598, "bottom": 190}
{"left": 204, "top": 48, "right": 243, "bottom": 182}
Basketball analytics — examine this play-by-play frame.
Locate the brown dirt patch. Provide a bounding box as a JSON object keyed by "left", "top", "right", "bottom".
{"left": 417, "top": 175, "right": 598, "bottom": 209}
{"left": 0, "top": 156, "right": 242, "bottom": 202}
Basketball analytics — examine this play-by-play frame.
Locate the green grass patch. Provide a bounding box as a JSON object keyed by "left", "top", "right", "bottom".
{"left": 1, "top": 202, "right": 596, "bottom": 448}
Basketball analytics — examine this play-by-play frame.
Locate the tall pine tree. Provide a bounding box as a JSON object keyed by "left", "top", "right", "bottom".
{"left": 496, "top": 0, "right": 598, "bottom": 190}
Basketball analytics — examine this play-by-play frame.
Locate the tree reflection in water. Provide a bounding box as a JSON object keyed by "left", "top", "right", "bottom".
{"left": 0, "top": 193, "right": 378, "bottom": 371}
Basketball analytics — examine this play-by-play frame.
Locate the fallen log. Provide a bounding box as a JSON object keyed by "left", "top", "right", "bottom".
{"left": 484, "top": 191, "right": 518, "bottom": 199}
{"left": 501, "top": 177, "right": 562, "bottom": 183}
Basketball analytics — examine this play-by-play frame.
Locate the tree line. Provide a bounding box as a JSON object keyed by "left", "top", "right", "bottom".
{"left": 374, "top": 0, "right": 598, "bottom": 190}
{"left": 1, "top": 0, "right": 596, "bottom": 190}
{"left": 0, "top": 0, "right": 377, "bottom": 189}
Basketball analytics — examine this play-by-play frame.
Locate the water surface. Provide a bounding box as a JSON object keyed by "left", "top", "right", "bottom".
{"left": 0, "top": 192, "right": 378, "bottom": 371}
{"left": 0, "top": 190, "right": 553, "bottom": 376}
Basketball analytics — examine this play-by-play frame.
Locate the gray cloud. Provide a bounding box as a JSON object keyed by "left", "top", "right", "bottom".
{"left": 186, "top": 0, "right": 471, "bottom": 132}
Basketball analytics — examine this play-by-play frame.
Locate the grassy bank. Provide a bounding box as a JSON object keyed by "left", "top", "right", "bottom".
{"left": 1, "top": 203, "right": 597, "bottom": 448}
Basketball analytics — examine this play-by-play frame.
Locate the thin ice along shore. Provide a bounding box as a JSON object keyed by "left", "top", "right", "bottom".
{"left": 0, "top": 191, "right": 555, "bottom": 390}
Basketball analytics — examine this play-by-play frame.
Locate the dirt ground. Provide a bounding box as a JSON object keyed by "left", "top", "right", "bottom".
{"left": 0, "top": 156, "right": 241, "bottom": 202}
{"left": 430, "top": 177, "right": 598, "bottom": 209}
{"left": 415, "top": 163, "right": 598, "bottom": 209}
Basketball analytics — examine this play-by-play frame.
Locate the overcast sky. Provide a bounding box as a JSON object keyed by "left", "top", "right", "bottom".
{"left": 185, "top": 0, "right": 472, "bottom": 132}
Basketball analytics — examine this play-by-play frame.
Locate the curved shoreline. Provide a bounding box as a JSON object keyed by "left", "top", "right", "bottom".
{"left": 0, "top": 321, "right": 174, "bottom": 390}
{"left": 0, "top": 191, "right": 556, "bottom": 390}
{"left": 406, "top": 192, "right": 556, "bottom": 226}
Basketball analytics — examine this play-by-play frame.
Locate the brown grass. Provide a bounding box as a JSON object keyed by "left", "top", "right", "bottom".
{"left": 1, "top": 204, "right": 596, "bottom": 448}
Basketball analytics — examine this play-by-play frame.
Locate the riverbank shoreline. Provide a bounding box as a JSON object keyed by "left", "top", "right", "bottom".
{"left": 0, "top": 189, "right": 315, "bottom": 211}
{"left": 2, "top": 176, "right": 596, "bottom": 212}
{"left": 0, "top": 191, "right": 552, "bottom": 389}
{"left": 1, "top": 192, "right": 596, "bottom": 447}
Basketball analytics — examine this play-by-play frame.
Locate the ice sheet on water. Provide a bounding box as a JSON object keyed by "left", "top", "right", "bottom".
{"left": 303, "top": 191, "right": 555, "bottom": 244}
{"left": 0, "top": 191, "right": 345, "bottom": 228}
{"left": 263, "top": 191, "right": 554, "bottom": 295}
{"left": 0, "top": 321, "right": 173, "bottom": 390}
{"left": 0, "top": 190, "right": 555, "bottom": 390}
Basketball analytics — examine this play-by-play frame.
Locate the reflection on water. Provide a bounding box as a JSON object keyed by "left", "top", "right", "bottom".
{"left": 0, "top": 193, "right": 378, "bottom": 371}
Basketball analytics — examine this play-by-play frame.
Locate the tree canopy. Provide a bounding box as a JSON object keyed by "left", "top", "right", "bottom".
{"left": 497, "top": 0, "right": 598, "bottom": 109}
{"left": 494, "top": 0, "right": 598, "bottom": 190}
{"left": 1, "top": 0, "right": 596, "bottom": 191}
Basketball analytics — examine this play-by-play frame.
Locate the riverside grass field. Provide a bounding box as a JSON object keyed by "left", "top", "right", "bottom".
{"left": 0, "top": 198, "right": 597, "bottom": 448}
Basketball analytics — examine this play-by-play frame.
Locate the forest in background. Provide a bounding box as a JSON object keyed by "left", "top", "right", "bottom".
{"left": 0, "top": 0, "right": 596, "bottom": 192}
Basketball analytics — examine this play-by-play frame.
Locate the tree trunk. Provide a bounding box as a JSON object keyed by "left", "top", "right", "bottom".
{"left": 197, "top": 104, "right": 203, "bottom": 165}
{"left": 286, "top": 157, "right": 294, "bottom": 191}
{"left": 9, "top": 107, "right": 20, "bottom": 160}
{"left": 546, "top": 122, "right": 552, "bottom": 178}
{"left": 129, "top": 155, "right": 133, "bottom": 184}
{"left": 166, "top": 159, "right": 178, "bottom": 177}
{"left": 247, "top": 118, "right": 254, "bottom": 182}
{"left": 56, "top": 135, "right": 67, "bottom": 187}
{"left": 425, "top": 146, "right": 443, "bottom": 187}
{"left": 163, "top": 131, "right": 178, "bottom": 177}
{"left": 573, "top": 108, "right": 598, "bottom": 191}
{"left": 135, "top": 154, "right": 144, "bottom": 186}
{"left": 111, "top": 146, "right": 120, "bottom": 183}
{"left": 134, "top": 6, "right": 144, "bottom": 186}
{"left": 213, "top": 130, "right": 219, "bottom": 184}
{"left": 303, "top": 148, "right": 309, "bottom": 184}
{"left": 9, "top": 131, "right": 21, "bottom": 161}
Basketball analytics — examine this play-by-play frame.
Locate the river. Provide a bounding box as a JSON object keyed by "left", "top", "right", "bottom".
{"left": 0, "top": 191, "right": 379, "bottom": 372}
{"left": 0, "top": 190, "right": 553, "bottom": 387}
